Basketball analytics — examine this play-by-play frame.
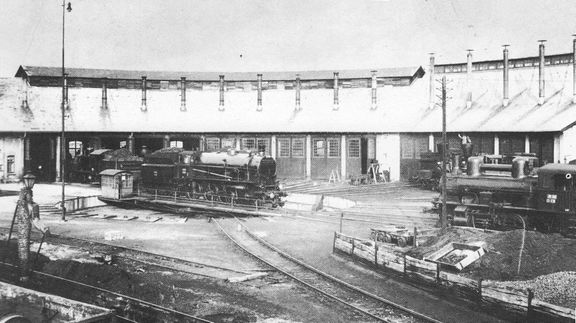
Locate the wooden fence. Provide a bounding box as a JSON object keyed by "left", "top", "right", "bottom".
{"left": 333, "top": 232, "right": 575, "bottom": 323}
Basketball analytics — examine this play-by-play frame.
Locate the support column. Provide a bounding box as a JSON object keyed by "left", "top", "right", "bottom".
{"left": 494, "top": 134, "right": 500, "bottom": 155}
{"left": 503, "top": 45, "right": 510, "bottom": 107}
{"left": 340, "top": 135, "right": 347, "bottom": 179}
{"left": 127, "top": 134, "right": 135, "bottom": 154}
{"left": 271, "top": 135, "right": 277, "bottom": 159}
{"left": 163, "top": 135, "right": 170, "bottom": 149}
{"left": 55, "top": 136, "right": 61, "bottom": 182}
{"left": 554, "top": 134, "right": 562, "bottom": 163}
{"left": 428, "top": 134, "right": 435, "bottom": 152}
{"left": 306, "top": 135, "right": 312, "bottom": 180}
{"left": 525, "top": 135, "right": 530, "bottom": 154}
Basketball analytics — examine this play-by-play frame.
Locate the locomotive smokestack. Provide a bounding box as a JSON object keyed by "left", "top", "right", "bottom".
{"left": 466, "top": 49, "right": 473, "bottom": 108}
{"left": 503, "top": 45, "right": 510, "bottom": 107}
{"left": 573, "top": 35, "right": 576, "bottom": 104}
{"left": 429, "top": 53, "right": 435, "bottom": 109}
{"left": 538, "top": 40, "right": 546, "bottom": 105}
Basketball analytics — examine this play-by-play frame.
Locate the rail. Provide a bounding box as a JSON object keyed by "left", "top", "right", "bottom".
{"left": 0, "top": 261, "right": 212, "bottom": 323}
{"left": 213, "top": 217, "right": 441, "bottom": 323}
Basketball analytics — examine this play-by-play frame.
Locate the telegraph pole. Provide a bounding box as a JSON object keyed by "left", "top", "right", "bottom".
{"left": 440, "top": 75, "right": 448, "bottom": 231}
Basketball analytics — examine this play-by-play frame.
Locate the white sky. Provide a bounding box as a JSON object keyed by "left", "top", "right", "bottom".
{"left": 1, "top": 0, "right": 575, "bottom": 77}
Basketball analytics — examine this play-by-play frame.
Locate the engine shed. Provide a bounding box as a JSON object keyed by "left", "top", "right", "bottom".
{"left": 99, "top": 169, "right": 134, "bottom": 199}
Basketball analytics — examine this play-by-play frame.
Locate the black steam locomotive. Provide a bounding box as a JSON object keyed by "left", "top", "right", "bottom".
{"left": 436, "top": 155, "right": 576, "bottom": 237}
{"left": 140, "top": 148, "right": 285, "bottom": 207}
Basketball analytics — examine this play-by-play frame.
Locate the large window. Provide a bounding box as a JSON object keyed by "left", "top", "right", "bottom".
{"left": 242, "top": 138, "right": 256, "bottom": 151}
{"left": 292, "top": 138, "right": 305, "bottom": 158}
{"left": 348, "top": 139, "right": 360, "bottom": 158}
{"left": 257, "top": 138, "right": 270, "bottom": 155}
{"left": 328, "top": 138, "right": 340, "bottom": 158}
{"left": 205, "top": 137, "right": 220, "bottom": 151}
{"left": 221, "top": 137, "right": 236, "bottom": 149}
{"left": 401, "top": 139, "right": 414, "bottom": 159}
{"left": 313, "top": 139, "right": 325, "bottom": 158}
{"left": 68, "top": 141, "right": 83, "bottom": 157}
{"left": 170, "top": 140, "right": 183, "bottom": 148}
{"left": 278, "top": 138, "right": 291, "bottom": 158}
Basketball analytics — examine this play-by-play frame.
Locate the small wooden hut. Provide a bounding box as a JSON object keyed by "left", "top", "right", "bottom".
{"left": 99, "top": 169, "right": 133, "bottom": 199}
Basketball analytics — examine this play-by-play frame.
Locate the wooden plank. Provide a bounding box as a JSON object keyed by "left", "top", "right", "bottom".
{"left": 438, "top": 271, "right": 478, "bottom": 289}
{"left": 482, "top": 281, "right": 528, "bottom": 308}
{"left": 531, "top": 299, "right": 575, "bottom": 321}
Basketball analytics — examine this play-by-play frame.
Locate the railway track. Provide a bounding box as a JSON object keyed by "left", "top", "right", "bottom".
{"left": 0, "top": 226, "right": 260, "bottom": 280}
{"left": 0, "top": 261, "right": 212, "bottom": 323}
{"left": 213, "top": 217, "right": 442, "bottom": 323}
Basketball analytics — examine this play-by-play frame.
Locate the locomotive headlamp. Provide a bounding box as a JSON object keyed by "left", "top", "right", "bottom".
{"left": 566, "top": 173, "right": 573, "bottom": 180}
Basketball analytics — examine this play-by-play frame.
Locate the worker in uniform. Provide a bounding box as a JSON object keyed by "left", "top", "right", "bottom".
{"left": 15, "top": 187, "right": 49, "bottom": 282}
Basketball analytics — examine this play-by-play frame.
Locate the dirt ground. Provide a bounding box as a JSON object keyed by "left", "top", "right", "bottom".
{"left": 0, "top": 182, "right": 542, "bottom": 322}
{"left": 409, "top": 226, "right": 576, "bottom": 308}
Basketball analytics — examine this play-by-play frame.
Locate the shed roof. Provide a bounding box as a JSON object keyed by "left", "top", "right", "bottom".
{"left": 16, "top": 65, "right": 424, "bottom": 82}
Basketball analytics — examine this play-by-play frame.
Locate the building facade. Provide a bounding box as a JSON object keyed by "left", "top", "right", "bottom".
{"left": 2, "top": 40, "right": 576, "bottom": 183}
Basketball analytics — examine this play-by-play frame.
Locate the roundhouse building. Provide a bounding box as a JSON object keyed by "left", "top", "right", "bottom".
{"left": 2, "top": 40, "right": 576, "bottom": 183}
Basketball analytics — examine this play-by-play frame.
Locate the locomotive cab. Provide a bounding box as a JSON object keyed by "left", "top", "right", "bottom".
{"left": 536, "top": 164, "right": 576, "bottom": 214}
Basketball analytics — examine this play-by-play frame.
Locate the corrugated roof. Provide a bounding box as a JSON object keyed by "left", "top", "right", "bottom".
{"left": 16, "top": 65, "right": 424, "bottom": 81}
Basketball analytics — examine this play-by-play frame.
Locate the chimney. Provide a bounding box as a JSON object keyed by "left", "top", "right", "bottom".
{"left": 503, "top": 45, "right": 510, "bottom": 107}
{"left": 333, "top": 72, "right": 339, "bottom": 110}
{"left": 428, "top": 53, "right": 435, "bottom": 109}
{"left": 101, "top": 78, "right": 108, "bottom": 110}
{"left": 180, "top": 77, "right": 186, "bottom": 111}
{"left": 538, "top": 40, "right": 546, "bottom": 105}
{"left": 371, "top": 70, "right": 377, "bottom": 110}
{"left": 466, "top": 49, "right": 473, "bottom": 108}
{"left": 218, "top": 75, "right": 225, "bottom": 111}
{"left": 257, "top": 74, "right": 263, "bottom": 111}
{"left": 573, "top": 35, "right": 576, "bottom": 104}
{"left": 141, "top": 76, "right": 147, "bottom": 111}
{"left": 295, "top": 74, "right": 301, "bottom": 110}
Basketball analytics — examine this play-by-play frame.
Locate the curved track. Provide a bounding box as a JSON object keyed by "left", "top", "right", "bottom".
{"left": 214, "top": 217, "right": 442, "bottom": 323}
{"left": 0, "top": 261, "right": 211, "bottom": 323}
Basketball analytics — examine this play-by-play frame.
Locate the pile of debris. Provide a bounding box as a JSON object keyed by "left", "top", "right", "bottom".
{"left": 410, "top": 227, "right": 576, "bottom": 308}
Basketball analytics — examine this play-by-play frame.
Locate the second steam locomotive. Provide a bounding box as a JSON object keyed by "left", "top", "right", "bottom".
{"left": 436, "top": 153, "right": 576, "bottom": 237}
{"left": 140, "top": 148, "right": 285, "bottom": 207}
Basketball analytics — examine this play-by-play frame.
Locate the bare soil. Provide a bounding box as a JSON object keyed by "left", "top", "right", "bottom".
{"left": 409, "top": 227, "right": 576, "bottom": 308}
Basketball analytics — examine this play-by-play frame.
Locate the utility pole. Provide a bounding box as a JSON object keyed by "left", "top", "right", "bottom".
{"left": 440, "top": 75, "right": 448, "bottom": 231}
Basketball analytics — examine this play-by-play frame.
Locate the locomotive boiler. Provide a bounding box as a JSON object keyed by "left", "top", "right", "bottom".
{"left": 140, "top": 148, "right": 285, "bottom": 207}
{"left": 437, "top": 155, "right": 576, "bottom": 237}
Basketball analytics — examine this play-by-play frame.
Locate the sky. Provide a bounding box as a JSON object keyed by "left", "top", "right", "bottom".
{"left": 1, "top": 0, "right": 576, "bottom": 77}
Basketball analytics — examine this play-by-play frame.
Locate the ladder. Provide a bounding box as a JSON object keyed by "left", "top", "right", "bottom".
{"left": 328, "top": 169, "right": 341, "bottom": 183}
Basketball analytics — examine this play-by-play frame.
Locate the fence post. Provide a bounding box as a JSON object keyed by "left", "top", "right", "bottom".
{"left": 436, "top": 263, "right": 441, "bottom": 285}
{"left": 351, "top": 239, "right": 355, "bottom": 256}
{"left": 413, "top": 227, "right": 418, "bottom": 247}
{"left": 478, "top": 278, "right": 483, "bottom": 300}
{"left": 527, "top": 288, "right": 534, "bottom": 322}
{"left": 339, "top": 212, "right": 343, "bottom": 233}
{"left": 333, "top": 232, "right": 337, "bottom": 254}
{"left": 374, "top": 242, "right": 378, "bottom": 267}
{"left": 403, "top": 254, "right": 407, "bottom": 275}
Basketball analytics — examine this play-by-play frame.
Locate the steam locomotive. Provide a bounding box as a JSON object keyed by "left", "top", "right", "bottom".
{"left": 437, "top": 154, "right": 576, "bottom": 237}
{"left": 140, "top": 148, "right": 285, "bottom": 207}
